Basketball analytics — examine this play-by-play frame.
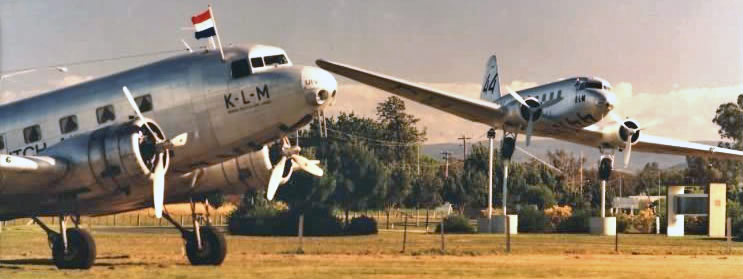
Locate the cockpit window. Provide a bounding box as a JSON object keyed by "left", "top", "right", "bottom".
{"left": 250, "top": 57, "right": 264, "bottom": 68}
{"left": 231, "top": 59, "right": 251, "bottom": 79}
{"left": 264, "top": 54, "right": 288, "bottom": 66}
{"left": 585, "top": 81, "right": 603, "bottom": 90}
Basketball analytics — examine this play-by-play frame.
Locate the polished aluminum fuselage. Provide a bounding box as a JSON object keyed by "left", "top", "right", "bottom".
{"left": 0, "top": 46, "right": 333, "bottom": 218}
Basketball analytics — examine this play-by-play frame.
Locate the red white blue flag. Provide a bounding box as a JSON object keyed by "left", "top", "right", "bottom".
{"left": 191, "top": 9, "right": 216, "bottom": 39}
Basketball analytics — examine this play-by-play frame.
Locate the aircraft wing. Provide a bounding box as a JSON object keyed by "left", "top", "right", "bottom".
{"left": 0, "top": 154, "right": 68, "bottom": 195}
{"left": 552, "top": 128, "right": 743, "bottom": 161}
{"left": 316, "top": 59, "right": 506, "bottom": 125}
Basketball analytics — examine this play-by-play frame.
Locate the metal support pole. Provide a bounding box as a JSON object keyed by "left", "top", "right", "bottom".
{"left": 503, "top": 162, "right": 509, "bottom": 216}
{"left": 601, "top": 180, "right": 606, "bottom": 218}
{"left": 487, "top": 129, "right": 495, "bottom": 232}
{"left": 615, "top": 228, "right": 619, "bottom": 253}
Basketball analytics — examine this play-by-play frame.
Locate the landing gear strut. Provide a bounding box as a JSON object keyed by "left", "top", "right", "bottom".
{"left": 33, "top": 216, "right": 96, "bottom": 269}
{"left": 162, "top": 190, "right": 226, "bottom": 265}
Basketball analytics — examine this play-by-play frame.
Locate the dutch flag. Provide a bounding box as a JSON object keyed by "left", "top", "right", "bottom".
{"left": 191, "top": 9, "right": 216, "bottom": 39}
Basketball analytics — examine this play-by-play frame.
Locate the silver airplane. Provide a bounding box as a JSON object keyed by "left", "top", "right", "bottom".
{"left": 0, "top": 44, "right": 337, "bottom": 268}
{"left": 316, "top": 56, "right": 743, "bottom": 214}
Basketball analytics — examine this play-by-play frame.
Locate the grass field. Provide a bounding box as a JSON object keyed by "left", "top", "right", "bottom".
{"left": 1, "top": 225, "right": 742, "bottom": 279}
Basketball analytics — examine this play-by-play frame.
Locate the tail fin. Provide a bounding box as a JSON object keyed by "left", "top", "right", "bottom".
{"left": 480, "top": 55, "right": 500, "bottom": 102}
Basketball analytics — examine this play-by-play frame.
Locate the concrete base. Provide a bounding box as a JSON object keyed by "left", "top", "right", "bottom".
{"left": 479, "top": 215, "right": 518, "bottom": 234}
{"left": 589, "top": 217, "right": 616, "bottom": 236}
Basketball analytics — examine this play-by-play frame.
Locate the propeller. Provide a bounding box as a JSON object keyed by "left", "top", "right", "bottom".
{"left": 506, "top": 86, "right": 540, "bottom": 146}
{"left": 608, "top": 112, "right": 644, "bottom": 168}
{"left": 266, "top": 137, "right": 324, "bottom": 201}
{"left": 122, "top": 86, "right": 188, "bottom": 218}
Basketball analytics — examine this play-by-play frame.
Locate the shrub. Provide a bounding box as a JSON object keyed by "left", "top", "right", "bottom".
{"left": 684, "top": 216, "right": 708, "bottom": 235}
{"left": 435, "top": 215, "right": 475, "bottom": 234}
{"left": 228, "top": 207, "right": 344, "bottom": 236}
{"left": 616, "top": 213, "right": 631, "bottom": 233}
{"left": 544, "top": 205, "right": 572, "bottom": 229}
{"left": 518, "top": 206, "right": 548, "bottom": 233}
{"left": 632, "top": 209, "right": 657, "bottom": 233}
{"left": 345, "top": 215, "right": 378, "bottom": 235}
{"left": 556, "top": 209, "right": 590, "bottom": 233}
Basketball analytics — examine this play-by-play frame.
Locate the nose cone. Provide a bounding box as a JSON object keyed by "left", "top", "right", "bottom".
{"left": 301, "top": 66, "right": 338, "bottom": 108}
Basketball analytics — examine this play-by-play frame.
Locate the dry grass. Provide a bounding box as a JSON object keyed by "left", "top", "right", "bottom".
{"left": 1, "top": 225, "right": 742, "bottom": 279}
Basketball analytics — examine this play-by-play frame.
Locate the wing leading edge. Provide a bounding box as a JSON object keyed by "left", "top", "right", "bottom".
{"left": 316, "top": 59, "right": 506, "bottom": 126}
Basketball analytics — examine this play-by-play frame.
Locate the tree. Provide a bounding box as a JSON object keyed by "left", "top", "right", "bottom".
{"left": 375, "top": 96, "right": 426, "bottom": 166}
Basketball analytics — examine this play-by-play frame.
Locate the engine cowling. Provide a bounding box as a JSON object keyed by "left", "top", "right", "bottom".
{"left": 600, "top": 119, "right": 641, "bottom": 149}
{"left": 504, "top": 97, "right": 542, "bottom": 127}
{"left": 43, "top": 118, "right": 167, "bottom": 196}
{"left": 195, "top": 145, "right": 280, "bottom": 195}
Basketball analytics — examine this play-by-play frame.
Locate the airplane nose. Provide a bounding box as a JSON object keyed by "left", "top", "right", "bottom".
{"left": 301, "top": 66, "right": 338, "bottom": 107}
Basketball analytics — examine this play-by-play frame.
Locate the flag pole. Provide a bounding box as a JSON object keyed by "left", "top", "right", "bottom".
{"left": 208, "top": 5, "right": 225, "bottom": 62}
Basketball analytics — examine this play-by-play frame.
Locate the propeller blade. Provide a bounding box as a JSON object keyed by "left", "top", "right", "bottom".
{"left": 170, "top": 133, "right": 188, "bottom": 147}
{"left": 291, "top": 155, "right": 324, "bottom": 176}
{"left": 623, "top": 137, "right": 632, "bottom": 168}
{"left": 525, "top": 117, "right": 534, "bottom": 146}
{"left": 515, "top": 146, "right": 562, "bottom": 173}
{"left": 122, "top": 86, "right": 158, "bottom": 139}
{"left": 506, "top": 86, "right": 529, "bottom": 107}
{"left": 266, "top": 157, "right": 287, "bottom": 201}
{"left": 153, "top": 154, "right": 166, "bottom": 218}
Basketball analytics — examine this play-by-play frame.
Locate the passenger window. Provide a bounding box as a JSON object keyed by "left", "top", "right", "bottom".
{"left": 264, "top": 54, "right": 288, "bottom": 66}
{"left": 59, "top": 115, "right": 78, "bottom": 134}
{"left": 550, "top": 92, "right": 554, "bottom": 100}
{"left": 231, "top": 59, "right": 251, "bottom": 79}
{"left": 250, "top": 57, "right": 264, "bottom": 68}
{"left": 135, "top": 94, "right": 153, "bottom": 113}
{"left": 541, "top": 94, "right": 546, "bottom": 102}
{"left": 96, "top": 105, "right": 116, "bottom": 124}
{"left": 23, "top": 125, "right": 42, "bottom": 144}
{"left": 557, "top": 90, "right": 562, "bottom": 98}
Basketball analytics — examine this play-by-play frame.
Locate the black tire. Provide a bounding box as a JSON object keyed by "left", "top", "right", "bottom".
{"left": 185, "top": 226, "right": 226, "bottom": 265}
{"left": 51, "top": 228, "right": 96, "bottom": 269}
{"left": 598, "top": 157, "right": 613, "bottom": 180}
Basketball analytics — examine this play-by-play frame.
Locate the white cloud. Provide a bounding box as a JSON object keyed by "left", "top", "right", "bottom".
{"left": 329, "top": 79, "right": 743, "bottom": 144}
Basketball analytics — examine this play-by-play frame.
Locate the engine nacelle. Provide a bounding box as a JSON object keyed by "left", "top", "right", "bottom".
{"left": 600, "top": 119, "right": 641, "bottom": 149}
{"left": 195, "top": 146, "right": 276, "bottom": 195}
{"left": 504, "top": 97, "right": 542, "bottom": 126}
{"left": 43, "top": 118, "right": 167, "bottom": 196}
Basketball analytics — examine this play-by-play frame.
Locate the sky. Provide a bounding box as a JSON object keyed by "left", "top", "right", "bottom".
{"left": 1, "top": 0, "right": 743, "bottom": 143}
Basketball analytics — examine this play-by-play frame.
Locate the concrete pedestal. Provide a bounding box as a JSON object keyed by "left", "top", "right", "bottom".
{"left": 589, "top": 217, "right": 616, "bottom": 236}
{"left": 478, "top": 215, "right": 518, "bottom": 234}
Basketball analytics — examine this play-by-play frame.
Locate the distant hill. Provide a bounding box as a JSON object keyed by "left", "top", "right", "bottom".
{"left": 423, "top": 138, "right": 722, "bottom": 171}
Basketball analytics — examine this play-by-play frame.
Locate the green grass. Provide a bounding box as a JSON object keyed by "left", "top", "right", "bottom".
{"left": 1, "top": 225, "right": 742, "bottom": 279}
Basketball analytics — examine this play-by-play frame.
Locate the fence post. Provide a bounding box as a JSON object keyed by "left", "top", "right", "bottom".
{"left": 402, "top": 215, "right": 408, "bottom": 253}
{"left": 506, "top": 216, "right": 511, "bottom": 253}
{"left": 440, "top": 220, "right": 445, "bottom": 253}
{"left": 137, "top": 214, "right": 141, "bottom": 226}
{"left": 298, "top": 214, "right": 305, "bottom": 253}
{"left": 615, "top": 229, "right": 619, "bottom": 253}
{"left": 113, "top": 215, "right": 116, "bottom": 227}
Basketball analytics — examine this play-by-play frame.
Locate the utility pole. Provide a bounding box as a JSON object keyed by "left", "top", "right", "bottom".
{"left": 416, "top": 143, "right": 420, "bottom": 176}
{"left": 441, "top": 151, "right": 451, "bottom": 178}
{"left": 458, "top": 135, "right": 472, "bottom": 159}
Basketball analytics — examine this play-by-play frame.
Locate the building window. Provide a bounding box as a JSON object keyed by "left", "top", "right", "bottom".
{"left": 96, "top": 105, "right": 116, "bottom": 124}
{"left": 231, "top": 59, "right": 252, "bottom": 79}
{"left": 135, "top": 94, "right": 153, "bottom": 113}
{"left": 59, "top": 115, "right": 78, "bottom": 134}
{"left": 23, "top": 125, "right": 42, "bottom": 144}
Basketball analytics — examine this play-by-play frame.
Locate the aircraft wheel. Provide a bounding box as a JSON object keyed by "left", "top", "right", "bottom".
{"left": 51, "top": 228, "right": 96, "bottom": 269}
{"left": 501, "top": 136, "right": 516, "bottom": 160}
{"left": 185, "top": 226, "right": 226, "bottom": 265}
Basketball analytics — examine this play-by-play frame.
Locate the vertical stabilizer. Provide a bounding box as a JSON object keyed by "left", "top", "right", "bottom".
{"left": 480, "top": 55, "right": 500, "bottom": 101}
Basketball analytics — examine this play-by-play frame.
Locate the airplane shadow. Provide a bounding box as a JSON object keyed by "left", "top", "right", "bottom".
{"left": 0, "top": 255, "right": 154, "bottom": 268}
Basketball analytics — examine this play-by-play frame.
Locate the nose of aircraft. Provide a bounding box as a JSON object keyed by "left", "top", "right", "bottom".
{"left": 301, "top": 66, "right": 338, "bottom": 108}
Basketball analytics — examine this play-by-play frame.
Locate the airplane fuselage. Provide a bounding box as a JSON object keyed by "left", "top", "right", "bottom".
{"left": 0, "top": 44, "right": 337, "bottom": 218}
